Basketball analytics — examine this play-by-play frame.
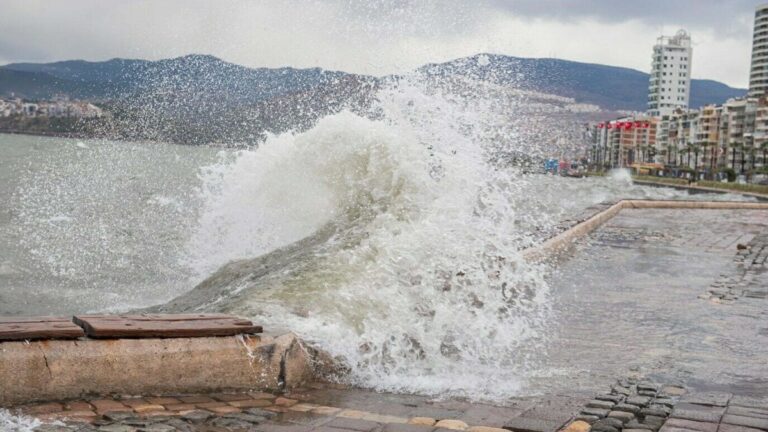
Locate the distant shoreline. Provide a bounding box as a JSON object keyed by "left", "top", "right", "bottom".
{"left": 0, "top": 129, "right": 253, "bottom": 149}
{"left": 0, "top": 128, "right": 85, "bottom": 139}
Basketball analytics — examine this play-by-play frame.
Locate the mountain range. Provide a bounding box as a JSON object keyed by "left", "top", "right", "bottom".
{"left": 0, "top": 53, "right": 746, "bottom": 111}
{"left": 0, "top": 54, "right": 747, "bottom": 144}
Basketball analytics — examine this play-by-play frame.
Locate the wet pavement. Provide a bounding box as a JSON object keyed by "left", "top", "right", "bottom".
{"left": 539, "top": 209, "right": 768, "bottom": 396}
{"left": 8, "top": 207, "right": 768, "bottom": 432}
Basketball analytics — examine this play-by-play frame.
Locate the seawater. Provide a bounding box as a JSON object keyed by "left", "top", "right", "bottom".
{"left": 0, "top": 79, "right": 751, "bottom": 405}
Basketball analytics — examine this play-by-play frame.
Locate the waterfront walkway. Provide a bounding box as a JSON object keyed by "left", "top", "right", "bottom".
{"left": 6, "top": 205, "right": 768, "bottom": 432}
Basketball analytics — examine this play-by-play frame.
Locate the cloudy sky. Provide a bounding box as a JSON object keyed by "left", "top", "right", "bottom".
{"left": 0, "top": 0, "right": 760, "bottom": 88}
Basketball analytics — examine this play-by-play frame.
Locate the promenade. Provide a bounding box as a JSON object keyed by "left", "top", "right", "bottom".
{"left": 5, "top": 203, "right": 768, "bottom": 432}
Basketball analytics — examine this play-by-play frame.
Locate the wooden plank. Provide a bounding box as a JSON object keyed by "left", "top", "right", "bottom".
{"left": 0, "top": 316, "right": 85, "bottom": 341}
{"left": 73, "top": 314, "right": 262, "bottom": 339}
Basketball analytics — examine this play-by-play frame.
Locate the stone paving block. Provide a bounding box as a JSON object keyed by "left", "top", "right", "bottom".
{"left": 655, "top": 400, "right": 676, "bottom": 409}
{"left": 581, "top": 408, "right": 610, "bottom": 418}
{"left": 383, "top": 423, "right": 438, "bottom": 432}
{"left": 22, "top": 402, "right": 64, "bottom": 415}
{"left": 290, "top": 403, "right": 321, "bottom": 412}
{"left": 681, "top": 393, "right": 732, "bottom": 407}
{"left": 245, "top": 408, "right": 278, "bottom": 419}
{"left": 574, "top": 415, "right": 599, "bottom": 424}
{"left": 361, "top": 413, "right": 408, "bottom": 424}
{"left": 229, "top": 398, "right": 274, "bottom": 408}
{"left": 660, "top": 418, "right": 718, "bottom": 432}
{"left": 120, "top": 398, "right": 148, "bottom": 408}
{"left": 461, "top": 405, "right": 527, "bottom": 427}
{"left": 132, "top": 403, "right": 166, "bottom": 413}
{"left": 145, "top": 397, "right": 182, "bottom": 405}
{"left": 721, "top": 414, "right": 768, "bottom": 430}
{"left": 276, "top": 397, "right": 300, "bottom": 407}
{"left": 103, "top": 411, "right": 136, "bottom": 422}
{"left": 643, "top": 408, "right": 671, "bottom": 418}
{"left": 730, "top": 397, "right": 768, "bottom": 409}
{"left": 607, "top": 410, "right": 634, "bottom": 423}
{"left": 312, "top": 406, "right": 343, "bottom": 416}
{"left": 434, "top": 420, "right": 469, "bottom": 430}
{"left": 326, "top": 417, "right": 382, "bottom": 432}
{"left": 727, "top": 406, "right": 768, "bottom": 419}
{"left": 180, "top": 409, "right": 214, "bottom": 423}
{"left": 624, "top": 420, "right": 653, "bottom": 430}
{"left": 590, "top": 419, "right": 620, "bottom": 432}
{"left": 276, "top": 411, "right": 334, "bottom": 427}
{"left": 717, "top": 424, "right": 766, "bottom": 432}
{"left": 626, "top": 397, "right": 652, "bottom": 407}
{"left": 503, "top": 416, "right": 562, "bottom": 432}
{"left": 196, "top": 402, "right": 229, "bottom": 409}
{"left": 661, "top": 387, "right": 686, "bottom": 397}
{"left": 612, "top": 387, "right": 631, "bottom": 397}
{"left": 409, "top": 418, "right": 437, "bottom": 426}
{"left": 595, "top": 395, "right": 625, "bottom": 404}
{"left": 164, "top": 403, "right": 197, "bottom": 411}
{"left": 338, "top": 410, "right": 370, "bottom": 419}
{"left": 254, "top": 424, "right": 313, "bottom": 432}
{"left": 559, "top": 420, "right": 590, "bottom": 432}
{"left": 58, "top": 409, "right": 99, "bottom": 420}
{"left": 587, "top": 401, "right": 616, "bottom": 410}
{"left": 64, "top": 401, "right": 93, "bottom": 411}
{"left": 315, "top": 427, "right": 361, "bottom": 432}
{"left": 614, "top": 404, "right": 641, "bottom": 414}
{"left": 266, "top": 406, "right": 292, "bottom": 413}
{"left": 208, "top": 405, "right": 242, "bottom": 414}
{"left": 251, "top": 392, "right": 279, "bottom": 399}
{"left": 468, "top": 427, "right": 508, "bottom": 432}
{"left": 178, "top": 395, "right": 216, "bottom": 404}
{"left": 644, "top": 415, "right": 666, "bottom": 427}
{"left": 211, "top": 393, "right": 253, "bottom": 402}
{"left": 638, "top": 383, "right": 661, "bottom": 393}
{"left": 671, "top": 404, "right": 725, "bottom": 423}
{"left": 411, "top": 407, "right": 467, "bottom": 421}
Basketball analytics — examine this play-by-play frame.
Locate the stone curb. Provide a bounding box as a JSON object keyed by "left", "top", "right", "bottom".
{"left": 524, "top": 199, "right": 768, "bottom": 261}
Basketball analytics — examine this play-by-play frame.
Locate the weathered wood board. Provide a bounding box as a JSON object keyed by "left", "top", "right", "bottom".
{"left": 0, "top": 316, "right": 85, "bottom": 341}
{"left": 72, "top": 313, "right": 262, "bottom": 338}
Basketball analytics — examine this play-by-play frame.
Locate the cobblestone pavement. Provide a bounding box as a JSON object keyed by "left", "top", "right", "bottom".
{"left": 18, "top": 379, "right": 768, "bottom": 432}
{"left": 17, "top": 382, "right": 584, "bottom": 432}
{"left": 704, "top": 233, "right": 768, "bottom": 302}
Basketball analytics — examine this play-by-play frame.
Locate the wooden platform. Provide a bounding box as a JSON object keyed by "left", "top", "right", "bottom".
{"left": 0, "top": 317, "right": 85, "bottom": 341}
{"left": 72, "top": 313, "right": 262, "bottom": 338}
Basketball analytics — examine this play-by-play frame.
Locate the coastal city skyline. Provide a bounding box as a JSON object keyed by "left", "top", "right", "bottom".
{"left": 0, "top": 0, "right": 762, "bottom": 88}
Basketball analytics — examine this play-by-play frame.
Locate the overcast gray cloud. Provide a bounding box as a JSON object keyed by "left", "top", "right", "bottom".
{"left": 0, "top": 0, "right": 760, "bottom": 87}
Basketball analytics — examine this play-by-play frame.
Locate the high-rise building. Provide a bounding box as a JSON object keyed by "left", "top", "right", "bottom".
{"left": 749, "top": 4, "right": 768, "bottom": 97}
{"left": 647, "top": 30, "right": 693, "bottom": 116}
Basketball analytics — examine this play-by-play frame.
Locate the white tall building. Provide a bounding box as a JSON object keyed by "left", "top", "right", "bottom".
{"left": 647, "top": 30, "right": 693, "bottom": 116}
{"left": 749, "top": 4, "right": 768, "bottom": 97}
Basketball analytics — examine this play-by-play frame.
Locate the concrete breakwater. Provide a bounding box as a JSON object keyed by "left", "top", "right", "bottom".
{"left": 0, "top": 315, "right": 335, "bottom": 406}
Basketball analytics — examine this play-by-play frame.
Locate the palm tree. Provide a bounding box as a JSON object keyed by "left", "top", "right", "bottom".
{"left": 730, "top": 143, "right": 738, "bottom": 171}
{"left": 692, "top": 145, "right": 702, "bottom": 178}
{"left": 761, "top": 142, "right": 768, "bottom": 171}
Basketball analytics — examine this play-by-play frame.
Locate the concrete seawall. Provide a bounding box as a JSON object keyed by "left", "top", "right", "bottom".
{"left": 0, "top": 332, "right": 328, "bottom": 406}
{"left": 524, "top": 199, "right": 768, "bottom": 261}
